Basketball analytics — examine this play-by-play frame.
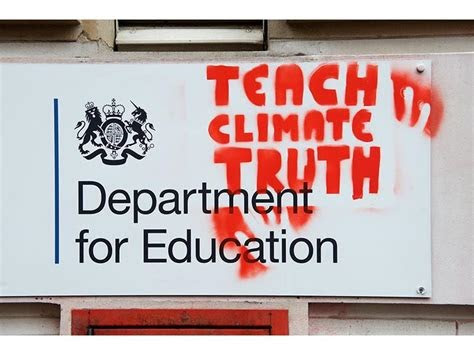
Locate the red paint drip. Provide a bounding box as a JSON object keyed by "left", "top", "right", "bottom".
{"left": 211, "top": 207, "right": 268, "bottom": 279}
{"left": 255, "top": 207, "right": 270, "bottom": 224}
{"left": 211, "top": 207, "right": 253, "bottom": 241}
{"left": 286, "top": 206, "right": 317, "bottom": 231}
{"left": 273, "top": 208, "right": 282, "bottom": 225}
{"left": 391, "top": 70, "right": 444, "bottom": 138}
{"left": 238, "top": 246, "right": 267, "bottom": 279}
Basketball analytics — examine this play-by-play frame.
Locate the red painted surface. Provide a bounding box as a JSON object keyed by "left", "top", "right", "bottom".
{"left": 71, "top": 309, "right": 289, "bottom": 336}
{"left": 214, "top": 147, "right": 252, "bottom": 192}
{"left": 287, "top": 148, "right": 316, "bottom": 191}
{"left": 351, "top": 146, "right": 381, "bottom": 200}
{"left": 206, "top": 65, "right": 239, "bottom": 106}
{"left": 391, "top": 70, "right": 444, "bottom": 137}
{"left": 317, "top": 145, "right": 350, "bottom": 194}
{"left": 308, "top": 63, "right": 339, "bottom": 105}
{"left": 345, "top": 63, "right": 378, "bottom": 106}
{"left": 211, "top": 207, "right": 268, "bottom": 279}
{"left": 352, "top": 109, "right": 373, "bottom": 142}
{"left": 275, "top": 64, "right": 304, "bottom": 105}
{"left": 303, "top": 110, "right": 325, "bottom": 141}
{"left": 326, "top": 108, "right": 350, "bottom": 141}
{"left": 286, "top": 206, "right": 317, "bottom": 231}
{"left": 208, "top": 114, "right": 230, "bottom": 144}
{"left": 243, "top": 64, "right": 268, "bottom": 106}
{"left": 235, "top": 114, "right": 254, "bottom": 142}
{"left": 257, "top": 149, "right": 285, "bottom": 192}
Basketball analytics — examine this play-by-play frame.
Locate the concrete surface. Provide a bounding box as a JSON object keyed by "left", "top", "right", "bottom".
{"left": 0, "top": 303, "right": 60, "bottom": 335}
{"left": 310, "top": 318, "right": 457, "bottom": 335}
{"left": 309, "top": 303, "right": 474, "bottom": 335}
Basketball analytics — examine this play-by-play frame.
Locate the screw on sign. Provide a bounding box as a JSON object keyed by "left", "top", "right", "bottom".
{"left": 417, "top": 286, "right": 426, "bottom": 295}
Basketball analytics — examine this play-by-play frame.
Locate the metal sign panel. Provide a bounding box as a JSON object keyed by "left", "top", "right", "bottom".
{"left": 0, "top": 61, "right": 433, "bottom": 296}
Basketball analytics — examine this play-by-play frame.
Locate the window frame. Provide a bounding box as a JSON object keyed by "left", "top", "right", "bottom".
{"left": 71, "top": 308, "right": 289, "bottom": 335}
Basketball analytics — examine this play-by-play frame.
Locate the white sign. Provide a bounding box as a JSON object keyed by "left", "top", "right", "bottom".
{"left": 0, "top": 61, "right": 433, "bottom": 297}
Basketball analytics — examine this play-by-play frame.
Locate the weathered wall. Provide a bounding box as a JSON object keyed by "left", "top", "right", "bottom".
{"left": 0, "top": 20, "right": 472, "bottom": 335}
{"left": 0, "top": 303, "right": 60, "bottom": 335}
{"left": 309, "top": 304, "right": 474, "bottom": 335}
{"left": 1, "top": 299, "right": 473, "bottom": 335}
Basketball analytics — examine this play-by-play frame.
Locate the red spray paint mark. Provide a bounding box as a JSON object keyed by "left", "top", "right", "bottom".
{"left": 391, "top": 70, "right": 444, "bottom": 138}
{"left": 211, "top": 205, "right": 318, "bottom": 278}
{"left": 286, "top": 206, "right": 317, "bottom": 231}
{"left": 211, "top": 207, "right": 268, "bottom": 279}
{"left": 255, "top": 207, "right": 270, "bottom": 224}
{"left": 238, "top": 245, "right": 267, "bottom": 279}
{"left": 257, "top": 206, "right": 317, "bottom": 230}
{"left": 272, "top": 208, "right": 282, "bottom": 225}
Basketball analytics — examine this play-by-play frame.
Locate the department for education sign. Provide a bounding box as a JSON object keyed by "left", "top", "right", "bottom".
{"left": 0, "top": 60, "right": 435, "bottom": 297}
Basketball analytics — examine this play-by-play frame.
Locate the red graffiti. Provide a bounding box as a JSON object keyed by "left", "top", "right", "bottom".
{"left": 206, "top": 65, "right": 239, "bottom": 106}
{"left": 351, "top": 147, "right": 381, "bottom": 200}
{"left": 275, "top": 64, "right": 304, "bottom": 105}
{"left": 207, "top": 62, "right": 379, "bottom": 107}
{"left": 345, "top": 63, "right": 378, "bottom": 106}
{"left": 206, "top": 63, "right": 444, "bottom": 280}
{"left": 308, "top": 63, "right": 339, "bottom": 105}
{"left": 214, "top": 145, "right": 380, "bottom": 199}
{"left": 211, "top": 205, "right": 318, "bottom": 279}
{"left": 391, "top": 70, "right": 444, "bottom": 137}
{"left": 243, "top": 64, "right": 268, "bottom": 106}
{"left": 211, "top": 207, "right": 268, "bottom": 279}
{"left": 254, "top": 206, "right": 317, "bottom": 231}
{"left": 286, "top": 206, "right": 317, "bottom": 231}
{"left": 214, "top": 147, "right": 251, "bottom": 192}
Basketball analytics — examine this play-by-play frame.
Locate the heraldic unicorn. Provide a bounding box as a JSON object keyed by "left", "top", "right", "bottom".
{"left": 75, "top": 99, "right": 155, "bottom": 165}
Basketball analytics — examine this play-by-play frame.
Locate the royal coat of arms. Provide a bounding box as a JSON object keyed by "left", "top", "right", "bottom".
{"left": 75, "top": 99, "right": 155, "bottom": 165}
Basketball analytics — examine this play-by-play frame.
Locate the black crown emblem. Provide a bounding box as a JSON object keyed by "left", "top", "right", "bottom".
{"left": 102, "top": 98, "right": 125, "bottom": 118}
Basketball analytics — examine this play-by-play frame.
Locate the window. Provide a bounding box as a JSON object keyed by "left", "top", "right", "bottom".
{"left": 115, "top": 20, "right": 268, "bottom": 51}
